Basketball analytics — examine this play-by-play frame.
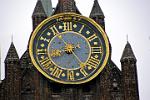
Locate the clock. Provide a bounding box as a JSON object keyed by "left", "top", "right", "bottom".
{"left": 29, "top": 13, "right": 110, "bottom": 84}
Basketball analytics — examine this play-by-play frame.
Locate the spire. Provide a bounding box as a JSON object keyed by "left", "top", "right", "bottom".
{"left": 32, "top": 0, "right": 47, "bottom": 17}
{"left": 11, "top": 34, "right": 13, "bottom": 43}
{"left": 20, "top": 50, "right": 32, "bottom": 68}
{"left": 120, "top": 41, "right": 136, "bottom": 62}
{"left": 90, "top": 0, "right": 105, "bottom": 30}
{"left": 126, "top": 34, "right": 129, "bottom": 42}
{"left": 32, "top": 0, "right": 47, "bottom": 30}
{"left": 5, "top": 42, "right": 19, "bottom": 63}
{"left": 90, "top": 0, "right": 104, "bottom": 18}
{"left": 121, "top": 41, "right": 139, "bottom": 100}
{"left": 41, "top": 0, "right": 53, "bottom": 16}
{"left": 53, "top": 0, "right": 81, "bottom": 15}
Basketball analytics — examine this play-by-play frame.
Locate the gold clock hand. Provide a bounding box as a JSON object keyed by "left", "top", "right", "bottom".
{"left": 58, "top": 34, "right": 80, "bottom": 49}
{"left": 57, "top": 34, "right": 85, "bottom": 68}
{"left": 58, "top": 35, "right": 68, "bottom": 45}
{"left": 74, "top": 42, "right": 81, "bottom": 49}
{"left": 72, "top": 51, "right": 86, "bottom": 68}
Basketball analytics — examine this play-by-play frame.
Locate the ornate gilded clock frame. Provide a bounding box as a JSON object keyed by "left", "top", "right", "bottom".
{"left": 29, "top": 13, "right": 110, "bottom": 84}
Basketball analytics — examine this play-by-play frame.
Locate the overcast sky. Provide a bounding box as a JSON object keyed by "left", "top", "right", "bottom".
{"left": 0, "top": 0, "right": 150, "bottom": 99}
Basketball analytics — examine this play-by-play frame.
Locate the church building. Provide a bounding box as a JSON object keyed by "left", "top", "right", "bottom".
{"left": 0, "top": 0, "right": 139, "bottom": 100}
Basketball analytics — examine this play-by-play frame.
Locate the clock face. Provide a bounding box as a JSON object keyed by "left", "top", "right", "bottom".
{"left": 48, "top": 32, "right": 91, "bottom": 70}
{"left": 29, "top": 13, "right": 110, "bottom": 84}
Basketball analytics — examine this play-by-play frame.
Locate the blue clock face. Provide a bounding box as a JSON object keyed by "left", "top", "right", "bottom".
{"left": 29, "top": 13, "right": 110, "bottom": 84}
{"left": 48, "top": 32, "right": 91, "bottom": 70}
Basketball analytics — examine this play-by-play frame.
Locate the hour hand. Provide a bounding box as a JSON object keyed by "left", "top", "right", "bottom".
{"left": 74, "top": 42, "right": 81, "bottom": 49}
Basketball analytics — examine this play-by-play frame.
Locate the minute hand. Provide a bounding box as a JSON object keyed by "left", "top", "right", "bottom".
{"left": 72, "top": 51, "right": 85, "bottom": 68}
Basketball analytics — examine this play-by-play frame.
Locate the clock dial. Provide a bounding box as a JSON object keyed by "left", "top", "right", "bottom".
{"left": 48, "top": 32, "right": 91, "bottom": 70}
{"left": 29, "top": 13, "right": 110, "bottom": 84}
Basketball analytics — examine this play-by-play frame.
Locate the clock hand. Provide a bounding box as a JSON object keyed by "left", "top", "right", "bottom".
{"left": 72, "top": 51, "right": 86, "bottom": 68}
{"left": 50, "top": 43, "right": 80, "bottom": 58}
{"left": 57, "top": 34, "right": 86, "bottom": 68}
{"left": 58, "top": 34, "right": 80, "bottom": 49}
{"left": 74, "top": 42, "right": 81, "bottom": 49}
{"left": 57, "top": 35, "right": 68, "bottom": 45}
{"left": 71, "top": 43, "right": 86, "bottom": 68}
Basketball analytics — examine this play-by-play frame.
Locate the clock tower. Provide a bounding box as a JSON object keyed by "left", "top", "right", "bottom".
{"left": 0, "top": 0, "right": 139, "bottom": 100}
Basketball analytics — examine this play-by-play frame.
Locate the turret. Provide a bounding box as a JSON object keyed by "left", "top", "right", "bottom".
{"left": 32, "top": 0, "right": 47, "bottom": 30}
{"left": 90, "top": 0, "right": 105, "bottom": 30}
{"left": 5, "top": 42, "right": 19, "bottom": 63}
{"left": 53, "top": 0, "right": 81, "bottom": 15}
{"left": 4, "top": 42, "right": 20, "bottom": 100}
{"left": 121, "top": 41, "right": 139, "bottom": 100}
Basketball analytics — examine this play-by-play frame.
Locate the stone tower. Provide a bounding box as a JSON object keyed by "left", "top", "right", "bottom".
{"left": 121, "top": 41, "right": 139, "bottom": 100}
{"left": 0, "top": 0, "right": 139, "bottom": 100}
{"left": 4, "top": 42, "right": 20, "bottom": 100}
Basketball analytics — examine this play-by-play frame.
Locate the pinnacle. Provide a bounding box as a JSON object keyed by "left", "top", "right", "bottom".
{"left": 20, "top": 50, "right": 29, "bottom": 61}
{"left": 20, "top": 49, "right": 33, "bottom": 69}
{"left": 120, "top": 41, "right": 136, "bottom": 62}
{"left": 5, "top": 42, "right": 19, "bottom": 63}
{"left": 32, "top": 0, "right": 47, "bottom": 17}
{"left": 90, "top": 0, "right": 104, "bottom": 18}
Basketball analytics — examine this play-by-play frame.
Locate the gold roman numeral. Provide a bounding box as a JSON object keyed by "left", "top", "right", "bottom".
{"left": 87, "top": 34, "right": 97, "bottom": 42}
{"left": 67, "top": 70, "right": 74, "bottom": 81}
{"left": 40, "top": 37, "right": 50, "bottom": 43}
{"left": 78, "top": 25, "right": 85, "bottom": 34}
{"left": 80, "top": 68, "right": 88, "bottom": 77}
{"left": 50, "top": 25, "right": 59, "bottom": 36}
{"left": 86, "top": 56, "right": 100, "bottom": 69}
{"left": 63, "top": 22, "right": 73, "bottom": 31}
{"left": 91, "top": 46, "right": 102, "bottom": 54}
{"left": 39, "top": 56, "right": 52, "bottom": 69}
{"left": 37, "top": 49, "right": 47, "bottom": 55}
{"left": 50, "top": 66, "right": 63, "bottom": 78}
